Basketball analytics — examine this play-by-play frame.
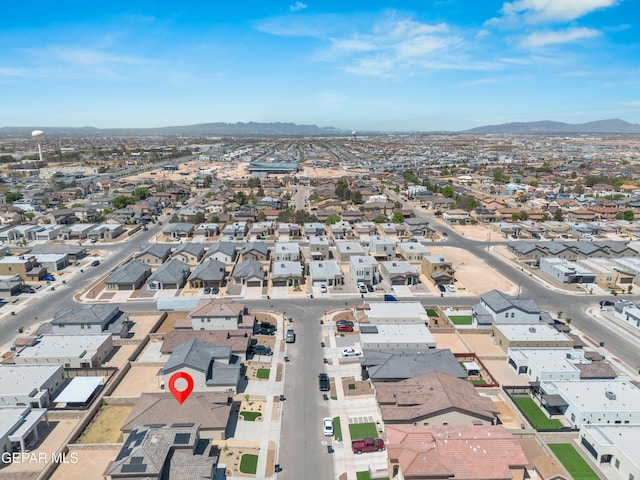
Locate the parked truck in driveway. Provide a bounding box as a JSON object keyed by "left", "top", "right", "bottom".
{"left": 352, "top": 438, "right": 385, "bottom": 454}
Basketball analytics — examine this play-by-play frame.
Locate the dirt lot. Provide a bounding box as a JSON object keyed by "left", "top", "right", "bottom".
{"left": 110, "top": 365, "right": 163, "bottom": 397}
{"left": 51, "top": 446, "right": 121, "bottom": 480}
{"left": 431, "top": 332, "right": 472, "bottom": 354}
{"left": 428, "top": 246, "right": 517, "bottom": 296}
{"left": 154, "top": 312, "right": 183, "bottom": 334}
{"left": 105, "top": 344, "right": 137, "bottom": 369}
{"left": 78, "top": 405, "right": 133, "bottom": 444}
{"left": 459, "top": 332, "right": 506, "bottom": 358}
{"left": 128, "top": 313, "right": 164, "bottom": 338}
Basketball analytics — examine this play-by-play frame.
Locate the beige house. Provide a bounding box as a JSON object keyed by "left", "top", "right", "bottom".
{"left": 0, "top": 255, "right": 46, "bottom": 281}
{"left": 376, "top": 372, "right": 498, "bottom": 426}
{"left": 421, "top": 255, "right": 455, "bottom": 285}
{"left": 493, "top": 324, "right": 574, "bottom": 353}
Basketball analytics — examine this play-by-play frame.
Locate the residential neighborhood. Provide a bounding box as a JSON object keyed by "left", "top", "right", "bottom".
{"left": 0, "top": 133, "right": 639, "bottom": 480}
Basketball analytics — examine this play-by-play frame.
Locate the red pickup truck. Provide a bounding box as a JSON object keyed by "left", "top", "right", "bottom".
{"left": 352, "top": 438, "right": 385, "bottom": 454}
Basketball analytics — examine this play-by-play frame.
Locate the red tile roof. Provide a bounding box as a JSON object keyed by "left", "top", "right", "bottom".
{"left": 387, "top": 425, "right": 528, "bottom": 479}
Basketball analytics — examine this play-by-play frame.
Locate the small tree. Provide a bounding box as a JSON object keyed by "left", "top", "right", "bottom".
{"left": 391, "top": 212, "right": 405, "bottom": 224}
{"left": 628, "top": 284, "right": 633, "bottom": 294}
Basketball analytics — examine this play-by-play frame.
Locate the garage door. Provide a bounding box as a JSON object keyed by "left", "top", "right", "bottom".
{"left": 247, "top": 280, "right": 262, "bottom": 287}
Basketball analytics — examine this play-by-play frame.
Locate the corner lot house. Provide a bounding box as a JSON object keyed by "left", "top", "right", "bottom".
{"left": 472, "top": 289, "right": 542, "bottom": 328}
{"left": 105, "top": 260, "right": 151, "bottom": 290}
{"left": 51, "top": 304, "right": 129, "bottom": 338}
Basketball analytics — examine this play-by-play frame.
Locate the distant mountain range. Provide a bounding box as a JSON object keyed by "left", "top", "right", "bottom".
{"left": 2, "top": 118, "right": 639, "bottom": 138}
{"left": 462, "top": 118, "right": 640, "bottom": 134}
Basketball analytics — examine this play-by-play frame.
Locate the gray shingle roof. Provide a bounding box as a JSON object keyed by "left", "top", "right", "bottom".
{"left": 232, "top": 259, "right": 265, "bottom": 280}
{"left": 481, "top": 289, "right": 540, "bottom": 314}
{"left": 241, "top": 242, "right": 269, "bottom": 256}
{"left": 146, "top": 259, "right": 190, "bottom": 284}
{"left": 361, "top": 349, "right": 466, "bottom": 381}
{"left": 204, "top": 241, "right": 236, "bottom": 259}
{"left": 162, "top": 338, "right": 231, "bottom": 374}
{"left": 172, "top": 242, "right": 205, "bottom": 257}
{"left": 138, "top": 244, "right": 172, "bottom": 259}
{"left": 188, "top": 258, "right": 226, "bottom": 282}
{"left": 105, "top": 260, "right": 151, "bottom": 284}
{"left": 52, "top": 304, "right": 120, "bottom": 326}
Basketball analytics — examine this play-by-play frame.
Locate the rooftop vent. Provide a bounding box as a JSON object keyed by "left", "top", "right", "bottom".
{"left": 528, "top": 327, "right": 537, "bottom": 333}
{"left": 605, "top": 390, "right": 616, "bottom": 401}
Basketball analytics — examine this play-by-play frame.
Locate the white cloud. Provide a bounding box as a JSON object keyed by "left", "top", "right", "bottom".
{"left": 495, "top": 0, "right": 619, "bottom": 24}
{"left": 519, "top": 27, "right": 601, "bottom": 47}
{"left": 289, "top": 2, "right": 307, "bottom": 12}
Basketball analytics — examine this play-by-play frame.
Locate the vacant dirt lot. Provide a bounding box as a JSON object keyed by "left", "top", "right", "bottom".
{"left": 428, "top": 246, "right": 517, "bottom": 296}
{"left": 110, "top": 365, "right": 163, "bottom": 397}
{"left": 51, "top": 447, "right": 121, "bottom": 480}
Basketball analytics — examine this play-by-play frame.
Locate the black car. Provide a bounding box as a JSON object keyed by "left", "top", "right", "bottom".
{"left": 91, "top": 260, "right": 100, "bottom": 267}
{"left": 366, "top": 284, "right": 374, "bottom": 292}
{"left": 437, "top": 284, "right": 447, "bottom": 293}
{"left": 318, "top": 373, "right": 330, "bottom": 391}
{"left": 253, "top": 322, "right": 277, "bottom": 335}
{"left": 212, "top": 286, "right": 220, "bottom": 294}
{"left": 251, "top": 345, "right": 273, "bottom": 356}
{"left": 204, "top": 287, "right": 211, "bottom": 294}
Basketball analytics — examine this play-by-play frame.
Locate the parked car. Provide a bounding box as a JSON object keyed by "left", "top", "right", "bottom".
{"left": 323, "top": 417, "right": 334, "bottom": 436}
{"left": 341, "top": 347, "right": 361, "bottom": 357}
{"left": 285, "top": 329, "right": 296, "bottom": 343}
{"left": 366, "top": 284, "right": 374, "bottom": 292}
{"left": 319, "top": 283, "right": 328, "bottom": 294}
{"left": 384, "top": 294, "right": 397, "bottom": 301}
{"left": 253, "top": 322, "right": 277, "bottom": 335}
{"left": 336, "top": 319, "right": 354, "bottom": 326}
{"left": 203, "top": 287, "right": 211, "bottom": 294}
{"left": 22, "top": 286, "right": 36, "bottom": 294}
{"left": 318, "top": 373, "right": 330, "bottom": 391}
{"left": 251, "top": 345, "right": 273, "bottom": 356}
{"left": 437, "top": 284, "right": 446, "bottom": 293}
{"left": 212, "top": 286, "right": 220, "bottom": 294}
{"left": 91, "top": 260, "right": 100, "bottom": 267}
{"left": 357, "top": 282, "right": 367, "bottom": 294}
{"left": 446, "top": 284, "right": 455, "bottom": 293}
{"left": 352, "top": 438, "right": 385, "bottom": 454}
{"left": 337, "top": 323, "right": 354, "bottom": 333}
{"left": 43, "top": 275, "right": 55, "bottom": 281}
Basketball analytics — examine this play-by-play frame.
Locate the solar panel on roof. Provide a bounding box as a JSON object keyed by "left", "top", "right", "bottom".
{"left": 174, "top": 433, "right": 191, "bottom": 445}
{"left": 121, "top": 463, "right": 147, "bottom": 473}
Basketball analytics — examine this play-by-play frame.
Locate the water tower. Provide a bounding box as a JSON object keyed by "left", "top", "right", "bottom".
{"left": 31, "top": 130, "right": 45, "bottom": 162}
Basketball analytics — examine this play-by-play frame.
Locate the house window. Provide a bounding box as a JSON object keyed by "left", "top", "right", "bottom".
{"left": 511, "top": 312, "right": 515, "bottom": 318}
{"left": 615, "top": 459, "right": 620, "bottom": 469}
{"left": 505, "top": 313, "right": 508, "bottom": 318}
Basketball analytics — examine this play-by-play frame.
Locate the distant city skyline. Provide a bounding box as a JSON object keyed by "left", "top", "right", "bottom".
{"left": 1, "top": 1, "right": 638, "bottom": 131}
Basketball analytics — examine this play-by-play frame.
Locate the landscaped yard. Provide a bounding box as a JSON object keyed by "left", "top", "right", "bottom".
{"left": 356, "top": 472, "right": 389, "bottom": 480}
{"left": 240, "top": 411, "right": 262, "bottom": 421}
{"left": 549, "top": 444, "right": 600, "bottom": 480}
{"left": 513, "top": 396, "right": 563, "bottom": 430}
{"left": 426, "top": 309, "right": 438, "bottom": 317}
{"left": 239, "top": 454, "right": 259, "bottom": 474}
{"left": 448, "top": 315, "right": 473, "bottom": 325}
{"left": 349, "top": 422, "right": 379, "bottom": 440}
{"left": 256, "top": 368, "right": 270, "bottom": 379}
{"left": 333, "top": 417, "right": 343, "bottom": 441}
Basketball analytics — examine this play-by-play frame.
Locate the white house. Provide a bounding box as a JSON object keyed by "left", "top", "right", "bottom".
{"left": 540, "top": 257, "right": 596, "bottom": 284}
{"left": 538, "top": 379, "right": 640, "bottom": 428}
{"left": 580, "top": 424, "right": 640, "bottom": 480}
{"left": 507, "top": 348, "right": 588, "bottom": 382}
{"left": 472, "top": 289, "right": 541, "bottom": 328}
{"left": 369, "top": 235, "right": 396, "bottom": 260}
{"left": 349, "top": 255, "right": 379, "bottom": 286}
{"left": 273, "top": 242, "right": 300, "bottom": 262}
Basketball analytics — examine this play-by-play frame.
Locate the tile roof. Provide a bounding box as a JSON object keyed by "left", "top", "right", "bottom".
{"left": 160, "top": 330, "right": 250, "bottom": 355}
{"left": 121, "top": 392, "right": 231, "bottom": 432}
{"left": 386, "top": 425, "right": 528, "bottom": 480}
{"left": 376, "top": 372, "right": 498, "bottom": 423}
{"left": 189, "top": 298, "right": 244, "bottom": 319}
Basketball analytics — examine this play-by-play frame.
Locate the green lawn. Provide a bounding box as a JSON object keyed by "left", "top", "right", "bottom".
{"left": 239, "top": 454, "right": 258, "bottom": 474}
{"left": 513, "top": 397, "right": 562, "bottom": 430}
{"left": 349, "top": 422, "right": 379, "bottom": 440}
{"left": 426, "top": 309, "right": 439, "bottom": 317}
{"left": 356, "top": 473, "right": 389, "bottom": 480}
{"left": 239, "top": 411, "right": 262, "bottom": 421}
{"left": 256, "top": 368, "right": 270, "bottom": 379}
{"left": 470, "top": 378, "right": 487, "bottom": 385}
{"left": 448, "top": 315, "right": 473, "bottom": 325}
{"left": 549, "top": 444, "right": 600, "bottom": 480}
{"left": 333, "top": 417, "right": 342, "bottom": 441}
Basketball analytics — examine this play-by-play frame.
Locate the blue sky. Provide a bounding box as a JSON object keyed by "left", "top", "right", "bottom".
{"left": 1, "top": 1, "right": 638, "bottom": 131}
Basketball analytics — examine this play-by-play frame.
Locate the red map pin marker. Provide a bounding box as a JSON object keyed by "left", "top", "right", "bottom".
{"left": 168, "top": 371, "right": 194, "bottom": 405}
